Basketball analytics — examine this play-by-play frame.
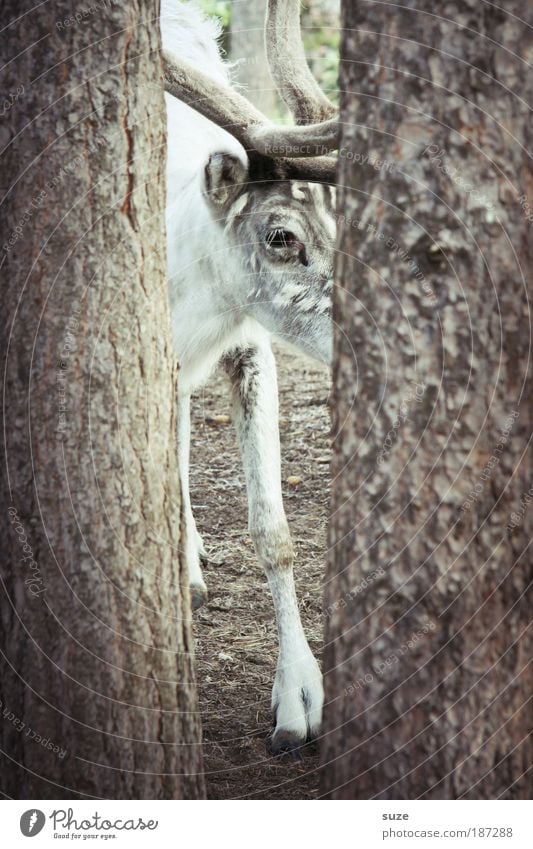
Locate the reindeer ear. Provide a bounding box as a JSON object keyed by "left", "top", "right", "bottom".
{"left": 204, "top": 152, "right": 248, "bottom": 209}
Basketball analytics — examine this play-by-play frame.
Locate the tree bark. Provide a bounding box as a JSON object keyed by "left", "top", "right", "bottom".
{"left": 0, "top": 1, "right": 204, "bottom": 798}
{"left": 322, "top": 0, "right": 532, "bottom": 799}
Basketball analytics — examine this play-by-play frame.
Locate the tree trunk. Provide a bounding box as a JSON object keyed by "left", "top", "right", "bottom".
{"left": 322, "top": 0, "right": 532, "bottom": 799}
{"left": 230, "top": 0, "right": 280, "bottom": 118}
{"left": 0, "top": 1, "right": 204, "bottom": 798}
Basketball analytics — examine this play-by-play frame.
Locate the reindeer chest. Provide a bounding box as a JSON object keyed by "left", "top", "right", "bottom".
{"left": 170, "top": 301, "right": 267, "bottom": 397}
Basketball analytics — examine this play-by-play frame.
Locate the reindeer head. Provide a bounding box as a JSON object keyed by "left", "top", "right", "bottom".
{"left": 163, "top": 0, "right": 339, "bottom": 363}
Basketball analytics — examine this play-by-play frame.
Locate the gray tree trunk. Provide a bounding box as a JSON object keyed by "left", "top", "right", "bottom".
{"left": 230, "top": 0, "right": 280, "bottom": 117}
{"left": 0, "top": 1, "right": 204, "bottom": 798}
{"left": 322, "top": 0, "right": 532, "bottom": 799}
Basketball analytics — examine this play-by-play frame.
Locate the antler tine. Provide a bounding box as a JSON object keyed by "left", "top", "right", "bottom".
{"left": 163, "top": 50, "right": 338, "bottom": 158}
{"left": 265, "top": 0, "right": 337, "bottom": 125}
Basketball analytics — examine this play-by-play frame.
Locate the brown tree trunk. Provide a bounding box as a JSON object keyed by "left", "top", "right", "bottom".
{"left": 322, "top": 0, "right": 532, "bottom": 799}
{"left": 0, "top": 1, "right": 204, "bottom": 798}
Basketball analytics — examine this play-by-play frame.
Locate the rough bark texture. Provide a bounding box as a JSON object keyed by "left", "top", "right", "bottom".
{"left": 322, "top": 0, "right": 532, "bottom": 799}
{"left": 0, "top": 1, "right": 204, "bottom": 798}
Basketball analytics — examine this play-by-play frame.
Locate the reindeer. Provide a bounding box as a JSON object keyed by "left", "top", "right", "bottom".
{"left": 161, "top": 0, "right": 339, "bottom": 753}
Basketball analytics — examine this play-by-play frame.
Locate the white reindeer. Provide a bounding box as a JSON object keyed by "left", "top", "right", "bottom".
{"left": 161, "top": 0, "right": 339, "bottom": 753}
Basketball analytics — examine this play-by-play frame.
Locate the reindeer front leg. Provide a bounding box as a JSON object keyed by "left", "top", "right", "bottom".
{"left": 222, "top": 339, "right": 323, "bottom": 752}
{"left": 177, "top": 393, "right": 208, "bottom": 610}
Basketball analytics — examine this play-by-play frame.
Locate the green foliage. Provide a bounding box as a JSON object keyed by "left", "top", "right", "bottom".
{"left": 303, "top": 29, "right": 339, "bottom": 104}
{"left": 198, "top": 0, "right": 231, "bottom": 30}
{"left": 301, "top": 1, "right": 340, "bottom": 103}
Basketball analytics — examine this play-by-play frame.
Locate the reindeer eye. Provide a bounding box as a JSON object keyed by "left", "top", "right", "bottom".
{"left": 265, "top": 229, "right": 308, "bottom": 266}
{"left": 266, "top": 228, "right": 297, "bottom": 248}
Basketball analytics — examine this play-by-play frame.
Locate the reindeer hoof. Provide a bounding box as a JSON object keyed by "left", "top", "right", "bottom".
{"left": 190, "top": 584, "right": 207, "bottom": 611}
{"left": 270, "top": 650, "right": 323, "bottom": 757}
{"left": 271, "top": 728, "right": 307, "bottom": 758}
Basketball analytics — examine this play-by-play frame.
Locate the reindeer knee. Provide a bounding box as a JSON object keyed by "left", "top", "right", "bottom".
{"left": 250, "top": 522, "right": 294, "bottom": 570}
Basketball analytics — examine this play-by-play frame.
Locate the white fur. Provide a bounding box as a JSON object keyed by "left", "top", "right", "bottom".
{"left": 162, "top": 1, "right": 325, "bottom": 750}
{"left": 161, "top": 0, "right": 229, "bottom": 86}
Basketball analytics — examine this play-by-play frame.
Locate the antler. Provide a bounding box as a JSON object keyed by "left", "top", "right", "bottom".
{"left": 162, "top": 0, "right": 338, "bottom": 183}
{"left": 163, "top": 51, "right": 338, "bottom": 158}
{"left": 265, "top": 0, "right": 337, "bottom": 125}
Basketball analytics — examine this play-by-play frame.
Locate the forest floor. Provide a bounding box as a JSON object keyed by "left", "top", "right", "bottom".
{"left": 189, "top": 343, "right": 331, "bottom": 799}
